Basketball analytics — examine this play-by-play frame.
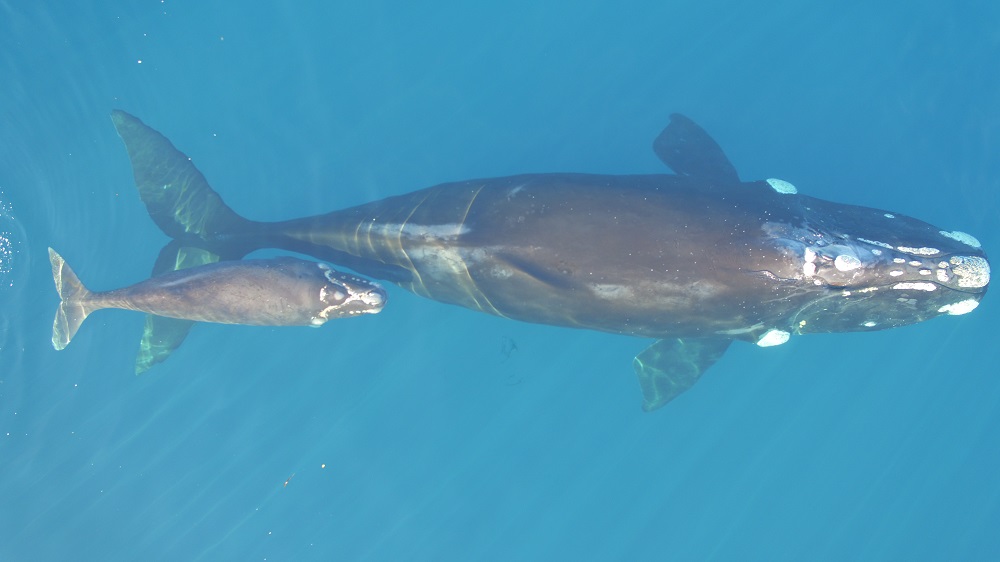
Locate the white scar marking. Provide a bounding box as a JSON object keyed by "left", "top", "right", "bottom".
{"left": 378, "top": 223, "right": 471, "bottom": 241}
{"left": 591, "top": 284, "right": 636, "bottom": 300}
{"left": 857, "top": 237, "right": 894, "bottom": 249}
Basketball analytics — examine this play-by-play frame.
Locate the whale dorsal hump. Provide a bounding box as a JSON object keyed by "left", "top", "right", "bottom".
{"left": 653, "top": 114, "right": 740, "bottom": 185}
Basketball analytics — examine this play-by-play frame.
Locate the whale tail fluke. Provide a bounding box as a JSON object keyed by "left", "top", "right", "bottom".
{"left": 110, "top": 110, "right": 256, "bottom": 257}
{"left": 49, "top": 248, "right": 100, "bottom": 350}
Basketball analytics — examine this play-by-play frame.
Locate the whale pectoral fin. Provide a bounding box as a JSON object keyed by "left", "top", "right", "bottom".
{"left": 135, "top": 315, "right": 195, "bottom": 374}
{"left": 652, "top": 114, "right": 740, "bottom": 185}
{"left": 134, "top": 243, "right": 220, "bottom": 374}
{"left": 632, "top": 337, "right": 733, "bottom": 411}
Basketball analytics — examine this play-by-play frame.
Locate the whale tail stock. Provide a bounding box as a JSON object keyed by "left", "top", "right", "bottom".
{"left": 49, "top": 248, "right": 100, "bottom": 350}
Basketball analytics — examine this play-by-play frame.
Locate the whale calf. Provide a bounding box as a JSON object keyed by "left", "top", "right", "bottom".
{"left": 48, "top": 248, "right": 386, "bottom": 350}
{"left": 110, "top": 111, "right": 990, "bottom": 409}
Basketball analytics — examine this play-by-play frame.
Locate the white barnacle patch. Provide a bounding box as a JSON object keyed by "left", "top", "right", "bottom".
{"left": 938, "top": 299, "right": 980, "bottom": 316}
{"left": 892, "top": 282, "right": 936, "bottom": 291}
{"left": 949, "top": 255, "right": 990, "bottom": 289}
{"left": 863, "top": 320, "right": 878, "bottom": 327}
{"left": 897, "top": 245, "right": 940, "bottom": 256}
{"left": 766, "top": 178, "right": 797, "bottom": 194}
{"left": 834, "top": 254, "right": 862, "bottom": 272}
{"left": 756, "top": 329, "right": 790, "bottom": 347}
{"left": 884, "top": 213, "right": 895, "bottom": 219}
{"left": 940, "top": 230, "right": 981, "bottom": 249}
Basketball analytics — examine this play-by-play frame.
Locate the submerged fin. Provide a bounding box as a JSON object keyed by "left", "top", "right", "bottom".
{"left": 110, "top": 110, "right": 251, "bottom": 249}
{"left": 49, "top": 248, "right": 97, "bottom": 350}
{"left": 134, "top": 242, "right": 220, "bottom": 374}
{"left": 633, "top": 337, "right": 732, "bottom": 411}
{"left": 652, "top": 114, "right": 740, "bottom": 185}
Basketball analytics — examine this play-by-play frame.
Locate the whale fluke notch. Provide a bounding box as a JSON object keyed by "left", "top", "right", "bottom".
{"left": 653, "top": 113, "right": 740, "bottom": 185}
{"left": 633, "top": 337, "right": 732, "bottom": 411}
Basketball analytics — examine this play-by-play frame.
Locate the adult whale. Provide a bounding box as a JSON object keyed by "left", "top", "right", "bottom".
{"left": 111, "top": 111, "right": 990, "bottom": 410}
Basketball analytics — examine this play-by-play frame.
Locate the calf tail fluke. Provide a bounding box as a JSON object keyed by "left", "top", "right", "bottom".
{"left": 49, "top": 248, "right": 96, "bottom": 350}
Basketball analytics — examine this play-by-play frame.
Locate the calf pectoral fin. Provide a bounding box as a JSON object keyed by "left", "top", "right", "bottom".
{"left": 135, "top": 243, "right": 220, "bottom": 374}
{"left": 632, "top": 337, "right": 733, "bottom": 411}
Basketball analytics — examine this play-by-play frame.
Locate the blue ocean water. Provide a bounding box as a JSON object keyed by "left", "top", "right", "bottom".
{"left": 2, "top": 1, "right": 999, "bottom": 560}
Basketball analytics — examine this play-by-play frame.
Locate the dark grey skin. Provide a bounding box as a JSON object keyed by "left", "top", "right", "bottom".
{"left": 48, "top": 248, "right": 386, "bottom": 350}
{"left": 110, "top": 111, "right": 990, "bottom": 409}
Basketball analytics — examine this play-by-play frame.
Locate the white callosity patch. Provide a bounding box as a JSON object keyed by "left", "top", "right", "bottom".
{"left": 863, "top": 321, "right": 878, "bottom": 327}
{"left": 940, "top": 230, "right": 981, "bottom": 249}
{"left": 897, "top": 245, "right": 940, "bottom": 256}
{"left": 938, "top": 299, "right": 980, "bottom": 316}
{"left": 316, "top": 263, "right": 385, "bottom": 319}
{"left": 756, "top": 328, "right": 790, "bottom": 347}
{"left": 891, "top": 282, "right": 936, "bottom": 291}
{"left": 884, "top": 213, "right": 895, "bottom": 218}
{"left": 766, "top": 178, "right": 797, "bottom": 195}
{"left": 834, "top": 254, "right": 862, "bottom": 272}
{"left": 802, "top": 247, "right": 817, "bottom": 277}
{"left": 950, "top": 255, "right": 990, "bottom": 289}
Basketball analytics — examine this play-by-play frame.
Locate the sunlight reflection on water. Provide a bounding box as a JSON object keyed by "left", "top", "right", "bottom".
{"left": 0, "top": 189, "right": 27, "bottom": 291}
